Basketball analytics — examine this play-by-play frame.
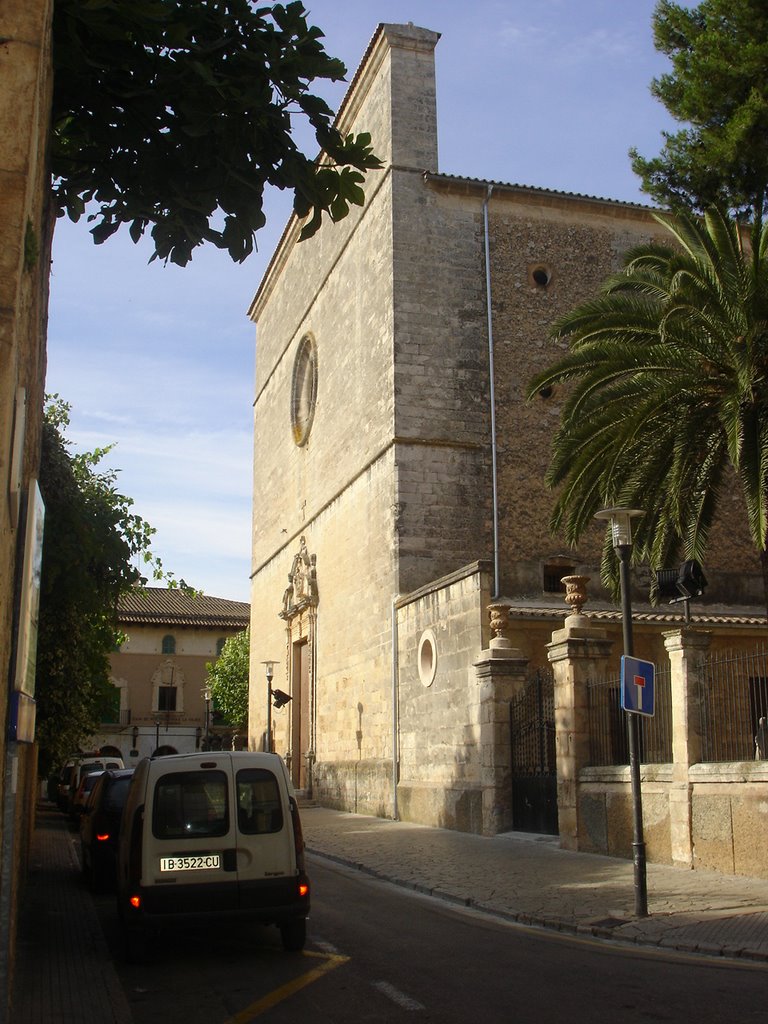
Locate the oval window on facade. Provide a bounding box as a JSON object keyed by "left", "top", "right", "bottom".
{"left": 291, "top": 334, "right": 318, "bottom": 446}
{"left": 418, "top": 629, "right": 438, "bottom": 687}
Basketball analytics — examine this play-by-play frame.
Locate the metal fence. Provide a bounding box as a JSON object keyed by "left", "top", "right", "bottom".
{"left": 587, "top": 665, "right": 672, "bottom": 766}
{"left": 510, "top": 670, "right": 556, "bottom": 776}
{"left": 700, "top": 646, "right": 768, "bottom": 762}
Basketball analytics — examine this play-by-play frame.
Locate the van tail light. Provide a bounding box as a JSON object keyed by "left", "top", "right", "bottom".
{"left": 298, "top": 877, "right": 310, "bottom": 899}
{"left": 96, "top": 832, "right": 110, "bottom": 842}
{"left": 289, "top": 797, "right": 305, "bottom": 871}
{"left": 129, "top": 895, "right": 141, "bottom": 910}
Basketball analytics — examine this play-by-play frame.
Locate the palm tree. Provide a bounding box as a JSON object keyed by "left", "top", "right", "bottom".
{"left": 527, "top": 207, "right": 768, "bottom": 606}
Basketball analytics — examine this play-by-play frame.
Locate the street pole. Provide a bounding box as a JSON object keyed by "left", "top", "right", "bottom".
{"left": 596, "top": 506, "right": 648, "bottom": 919}
{"left": 262, "top": 661, "right": 277, "bottom": 753}
{"left": 204, "top": 687, "right": 211, "bottom": 750}
{"left": 618, "top": 542, "right": 648, "bottom": 918}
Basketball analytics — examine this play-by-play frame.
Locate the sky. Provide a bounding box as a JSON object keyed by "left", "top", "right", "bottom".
{"left": 45, "top": 0, "right": 675, "bottom": 604}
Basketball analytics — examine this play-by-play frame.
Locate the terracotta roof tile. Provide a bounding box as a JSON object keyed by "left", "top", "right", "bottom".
{"left": 507, "top": 605, "right": 767, "bottom": 629}
{"left": 117, "top": 588, "right": 250, "bottom": 629}
{"left": 423, "top": 171, "right": 652, "bottom": 211}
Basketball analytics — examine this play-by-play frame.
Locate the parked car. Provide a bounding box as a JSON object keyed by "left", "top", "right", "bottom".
{"left": 80, "top": 768, "right": 136, "bottom": 890}
{"left": 116, "top": 751, "right": 309, "bottom": 961}
{"left": 70, "top": 769, "right": 105, "bottom": 821}
{"left": 56, "top": 762, "right": 77, "bottom": 812}
{"left": 62, "top": 756, "right": 125, "bottom": 815}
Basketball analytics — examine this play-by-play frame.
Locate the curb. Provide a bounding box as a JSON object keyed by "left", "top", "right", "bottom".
{"left": 306, "top": 845, "right": 768, "bottom": 965}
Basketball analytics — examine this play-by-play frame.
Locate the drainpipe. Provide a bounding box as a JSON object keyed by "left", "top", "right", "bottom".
{"left": 391, "top": 599, "right": 399, "bottom": 821}
{"left": 483, "top": 184, "right": 500, "bottom": 598}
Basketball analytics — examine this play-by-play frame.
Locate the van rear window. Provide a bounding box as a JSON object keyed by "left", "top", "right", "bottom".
{"left": 236, "top": 769, "right": 283, "bottom": 835}
{"left": 152, "top": 770, "right": 229, "bottom": 839}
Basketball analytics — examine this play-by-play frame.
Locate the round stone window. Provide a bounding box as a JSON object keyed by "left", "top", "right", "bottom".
{"left": 418, "top": 629, "right": 438, "bottom": 687}
{"left": 291, "top": 334, "right": 318, "bottom": 446}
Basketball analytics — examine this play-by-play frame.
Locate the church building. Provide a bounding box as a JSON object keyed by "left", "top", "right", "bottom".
{"left": 246, "top": 23, "right": 765, "bottom": 844}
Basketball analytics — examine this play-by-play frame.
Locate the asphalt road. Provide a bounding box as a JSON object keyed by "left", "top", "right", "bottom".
{"left": 95, "top": 855, "right": 768, "bottom": 1023}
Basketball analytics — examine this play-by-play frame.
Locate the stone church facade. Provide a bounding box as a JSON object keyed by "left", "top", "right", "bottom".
{"left": 247, "top": 24, "right": 765, "bottom": 846}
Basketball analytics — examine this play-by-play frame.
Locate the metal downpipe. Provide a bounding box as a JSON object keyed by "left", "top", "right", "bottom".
{"left": 482, "top": 184, "right": 500, "bottom": 599}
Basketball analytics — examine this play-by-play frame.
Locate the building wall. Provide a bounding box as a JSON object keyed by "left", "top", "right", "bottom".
{"left": 396, "top": 563, "right": 494, "bottom": 831}
{"left": 0, "top": 0, "right": 53, "bottom": 1013}
{"left": 484, "top": 193, "right": 759, "bottom": 600}
{"left": 248, "top": 26, "right": 443, "bottom": 807}
{"left": 577, "top": 758, "right": 768, "bottom": 878}
{"left": 391, "top": 178, "right": 492, "bottom": 593}
{"left": 248, "top": 22, "right": 767, "bottom": 835}
{"left": 107, "top": 623, "right": 244, "bottom": 760}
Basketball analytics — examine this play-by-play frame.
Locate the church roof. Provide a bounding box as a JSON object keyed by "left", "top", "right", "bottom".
{"left": 507, "top": 604, "right": 767, "bottom": 630}
{"left": 117, "top": 588, "right": 250, "bottom": 629}
{"left": 423, "top": 171, "right": 652, "bottom": 212}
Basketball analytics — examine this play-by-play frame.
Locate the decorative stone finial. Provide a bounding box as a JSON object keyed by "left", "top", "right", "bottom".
{"left": 561, "top": 575, "right": 591, "bottom": 627}
{"left": 488, "top": 601, "right": 512, "bottom": 645}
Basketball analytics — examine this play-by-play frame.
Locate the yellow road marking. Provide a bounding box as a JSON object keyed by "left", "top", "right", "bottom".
{"left": 224, "top": 951, "right": 350, "bottom": 1022}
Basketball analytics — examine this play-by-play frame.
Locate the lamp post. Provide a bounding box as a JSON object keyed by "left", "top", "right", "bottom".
{"left": 595, "top": 506, "right": 648, "bottom": 918}
{"left": 202, "top": 686, "right": 212, "bottom": 750}
{"left": 261, "top": 661, "right": 278, "bottom": 752}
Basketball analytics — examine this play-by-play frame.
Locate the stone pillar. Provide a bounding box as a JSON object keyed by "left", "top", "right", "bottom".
{"left": 547, "top": 578, "right": 613, "bottom": 851}
{"left": 663, "top": 627, "right": 711, "bottom": 868}
{"left": 473, "top": 602, "right": 529, "bottom": 836}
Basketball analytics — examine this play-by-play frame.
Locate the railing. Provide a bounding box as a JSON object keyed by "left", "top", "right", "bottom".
{"left": 587, "top": 665, "right": 672, "bottom": 766}
{"left": 700, "top": 646, "right": 768, "bottom": 762}
{"left": 510, "top": 670, "right": 556, "bottom": 775}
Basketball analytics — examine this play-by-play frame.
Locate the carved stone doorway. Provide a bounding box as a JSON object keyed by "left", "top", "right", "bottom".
{"left": 291, "top": 638, "right": 311, "bottom": 790}
{"left": 279, "top": 537, "right": 318, "bottom": 794}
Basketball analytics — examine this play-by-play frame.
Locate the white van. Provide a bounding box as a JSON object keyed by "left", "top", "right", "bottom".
{"left": 116, "top": 751, "right": 310, "bottom": 959}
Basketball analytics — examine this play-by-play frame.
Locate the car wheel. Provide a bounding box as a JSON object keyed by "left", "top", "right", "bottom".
{"left": 280, "top": 918, "right": 306, "bottom": 952}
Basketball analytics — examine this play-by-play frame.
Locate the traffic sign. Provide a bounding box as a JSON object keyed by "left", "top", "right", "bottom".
{"left": 621, "top": 655, "right": 655, "bottom": 717}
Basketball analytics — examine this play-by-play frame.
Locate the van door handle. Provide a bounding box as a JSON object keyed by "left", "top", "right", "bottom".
{"left": 223, "top": 849, "right": 237, "bottom": 872}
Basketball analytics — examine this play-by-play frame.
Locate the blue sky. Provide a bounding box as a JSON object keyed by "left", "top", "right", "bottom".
{"left": 46, "top": 0, "right": 674, "bottom": 603}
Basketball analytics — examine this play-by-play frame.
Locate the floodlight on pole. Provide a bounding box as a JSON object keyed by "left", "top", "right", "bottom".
{"left": 595, "top": 506, "right": 648, "bottom": 918}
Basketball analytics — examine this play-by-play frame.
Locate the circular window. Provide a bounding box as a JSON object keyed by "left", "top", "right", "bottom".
{"left": 291, "top": 334, "right": 318, "bottom": 446}
{"left": 529, "top": 264, "right": 553, "bottom": 288}
{"left": 417, "top": 629, "right": 438, "bottom": 687}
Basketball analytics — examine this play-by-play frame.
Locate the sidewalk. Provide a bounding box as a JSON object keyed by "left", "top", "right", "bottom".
{"left": 12, "top": 803, "right": 132, "bottom": 1024}
{"left": 301, "top": 804, "right": 768, "bottom": 961}
{"left": 12, "top": 802, "right": 768, "bottom": 1023}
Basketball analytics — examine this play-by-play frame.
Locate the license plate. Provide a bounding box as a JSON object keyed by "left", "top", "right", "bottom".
{"left": 159, "top": 854, "right": 221, "bottom": 872}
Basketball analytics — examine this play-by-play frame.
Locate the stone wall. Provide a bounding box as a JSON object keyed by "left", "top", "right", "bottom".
{"left": 0, "top": 0, "right": 53, "bottom": 1013}
{"left": 396, "top": 562, "right": 493, "bottom": 831}
{"left": 551, "top": 623, "right": 768, "bottom": 879}
{"left": 576, "top": 764, "right": 768, "bottom": 879}
{"left": 249, "top": 453, "right": 399, "bottom": 808}
{"left": 248, "top": 21, "right": 767, "bottom": 837}
{"left": 689, "top": 764, "right": 768, "bottom": 876}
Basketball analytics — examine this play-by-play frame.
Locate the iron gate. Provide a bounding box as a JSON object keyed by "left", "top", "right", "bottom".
{"left": 510, "top": 670, "right": 558, "bottom": 835}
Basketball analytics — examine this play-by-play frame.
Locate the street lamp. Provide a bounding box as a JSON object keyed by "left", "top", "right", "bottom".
{"left": 202, "top": 686, "right": 212, "bottom": 750}
{"left": 261, "top": 661, "right": 278, "bottom": 752}
{"left": 594, "top": 506, "right": 648, "bottom": 918}
{"left": 261, "top": 661, "right": 292, "bottom": 752}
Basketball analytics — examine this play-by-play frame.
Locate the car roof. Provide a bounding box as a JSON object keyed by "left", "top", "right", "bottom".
{"left": 78, "top": 770, "right": 104, "bottom": 789}
{"left": 103, "top": 768, "right": 135, "bottom": 780}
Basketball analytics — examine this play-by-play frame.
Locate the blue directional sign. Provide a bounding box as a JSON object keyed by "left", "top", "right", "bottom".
{"left": 621, "top": 655, "right": 655, "bottom": 717}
